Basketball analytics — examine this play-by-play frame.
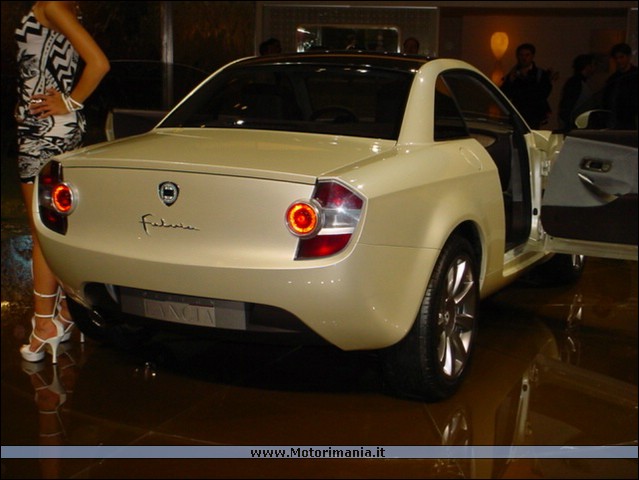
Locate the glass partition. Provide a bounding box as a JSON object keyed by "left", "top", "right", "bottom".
{"left": 296, "top": 25, "right": 400, "bottom": 52}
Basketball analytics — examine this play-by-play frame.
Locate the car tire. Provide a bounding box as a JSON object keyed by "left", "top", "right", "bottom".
{"left": 534, "top": 253, "right": 586, "bottom": 285}
{"left": 382, "top": 235, "right": 479, "bottom": 401}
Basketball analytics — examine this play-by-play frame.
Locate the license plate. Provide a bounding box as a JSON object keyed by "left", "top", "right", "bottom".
{"left": 120, "top": 287, "right": 247, "bottom": 330}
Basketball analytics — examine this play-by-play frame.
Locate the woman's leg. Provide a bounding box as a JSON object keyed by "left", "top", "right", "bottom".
{"left": 21, "top": 182, "right": 60, "bottom": 350}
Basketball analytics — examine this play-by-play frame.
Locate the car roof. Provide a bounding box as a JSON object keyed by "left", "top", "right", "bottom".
{"left": 234, "top": 50, "right": 432, "bottom": 73}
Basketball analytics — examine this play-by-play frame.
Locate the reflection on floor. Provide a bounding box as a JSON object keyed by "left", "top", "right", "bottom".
{"left": 1, "top": 232, "right": 637, "bottom": 479}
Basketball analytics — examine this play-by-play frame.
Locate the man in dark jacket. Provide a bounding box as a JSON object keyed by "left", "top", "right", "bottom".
{"left": 501, "top": 43, "right": 553, "bottom": 129}
{"left": 558, "top": 54, "right": 596, "bottom": 130}
{"left": 602, "top": 43, "right": 637, "bottom": 130}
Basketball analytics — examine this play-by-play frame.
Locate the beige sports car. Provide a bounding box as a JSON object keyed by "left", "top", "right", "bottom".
{"left": 35, "top": 52, "right": 637, "bottom": 401}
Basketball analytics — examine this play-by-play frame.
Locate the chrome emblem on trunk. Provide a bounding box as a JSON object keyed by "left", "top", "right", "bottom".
{"left": 159, "top": 182, "right": 179, "bottom": 206}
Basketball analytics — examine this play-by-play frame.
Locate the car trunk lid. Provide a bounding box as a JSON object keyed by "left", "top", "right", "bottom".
{"left": 49, "top": 129, "right": 390, "bottom": 269}
{"left": 62, "top": 129, "right": 396, "bottom": 184}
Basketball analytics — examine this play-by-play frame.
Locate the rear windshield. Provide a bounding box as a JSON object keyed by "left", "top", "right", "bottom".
{"left": 159, "top": 64, "right": 414, "bottom": 140}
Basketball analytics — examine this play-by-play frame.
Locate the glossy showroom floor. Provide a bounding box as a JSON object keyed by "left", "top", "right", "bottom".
{"left": 1, "top": 218, "right": 637, "bottom": 478}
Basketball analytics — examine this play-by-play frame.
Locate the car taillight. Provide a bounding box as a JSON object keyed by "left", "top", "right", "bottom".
{"left": 286, "top": 180, "right": 364, "bottom": 259}
{"left": 38, "top": 161, "right": 75, "bottom": 235}
{"left": 286, "top": 201, "right": 321, "bottom": 237}
{"left": 52, "top": 183, "right": 75, "bottom": 214}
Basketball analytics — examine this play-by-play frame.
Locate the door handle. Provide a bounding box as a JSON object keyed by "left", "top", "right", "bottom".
{"left": 580, "top": 158, "right": 612, "bottom": 173}
{"left": 577, "top": 173, "right": 619, "bottom": 202}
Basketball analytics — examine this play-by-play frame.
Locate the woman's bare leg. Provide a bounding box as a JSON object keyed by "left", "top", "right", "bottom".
{"left": 21, "top": 182, "right": 60, "bottom": 350}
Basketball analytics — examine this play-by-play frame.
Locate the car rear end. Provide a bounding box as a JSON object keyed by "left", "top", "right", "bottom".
{"left": 35, "top": 53, "right": 435, "bottom": 350}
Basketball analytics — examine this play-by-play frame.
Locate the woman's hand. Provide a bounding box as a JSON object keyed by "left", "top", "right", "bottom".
{"left": 29, "top": 88, "right": 69, "bottom": 118}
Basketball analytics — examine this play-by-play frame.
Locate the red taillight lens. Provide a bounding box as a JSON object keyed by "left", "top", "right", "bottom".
{"left": 52, "top": 184, "right": 74, "bottom": 214}
{"left": 286, "top": 201, "right": 321, "bottom": 236}
{"left": 296, "top": 234, "right": 352, "bottom": 258}
{"left": 314, "top": 181, "right": 363, "bottom": 210}
{"left": 286, "top": 180, "right": 364, "bottom": 259}
{"left": 38, "top": 160, "right": 74, "bottom": 235}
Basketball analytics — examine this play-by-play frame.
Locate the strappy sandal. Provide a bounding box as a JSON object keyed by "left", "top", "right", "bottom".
{"left": 57, "top": 291, "right": 84, "bottom": 343}
{"left": 20, "top": 290, "right": 65, "bottom": 364}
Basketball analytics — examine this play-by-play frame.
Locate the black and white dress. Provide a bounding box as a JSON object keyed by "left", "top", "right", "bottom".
{"left": 15, "top": 10, "right": 85, "bottom": 183}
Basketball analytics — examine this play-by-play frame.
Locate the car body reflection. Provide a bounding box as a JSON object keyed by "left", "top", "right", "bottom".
{"left": 3, "top": 217, "right": 635, "bottom": 478}
{"left": 12, "top": 284, "right": 635, "bottom": 479}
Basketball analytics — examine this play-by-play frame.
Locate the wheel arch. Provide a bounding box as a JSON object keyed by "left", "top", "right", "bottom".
{"left": 400, "top": 219, "right": 484, "bottom": 338}
{"left": 447, "top": 220, "right": 485, "bottom": 285}
{"left": 450, "top": 221, "right": 482, "bottom": 260}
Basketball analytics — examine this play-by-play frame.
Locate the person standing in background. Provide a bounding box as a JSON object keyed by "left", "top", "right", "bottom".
{"left": 602, "top": 43, "right": 637, "bottom": 129}
{"left": 558, "top": 53, "right": 596, "bottom": 130}
{"left": 402, "top": 37, "right": 420, "bottom": 54}
{"left": 15, "top": 1, "right": 109, "bottom": 363}
{"left": 259, "top": 37, "right": 281, "bottom": 55}
{"left": 501, "top": 43, "right": 553, "bottom": 129}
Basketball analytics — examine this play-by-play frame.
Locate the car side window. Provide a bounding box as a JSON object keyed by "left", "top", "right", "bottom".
{"left": 433, "top": 77, "right": 469, "bottom": 141}
{"left": 440, "top": 71, "right": 514, "bottom": 133}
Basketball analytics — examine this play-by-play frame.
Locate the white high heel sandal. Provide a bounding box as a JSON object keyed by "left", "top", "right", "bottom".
{"left": 57, "top": 291, "right": 84, "bottom": 343}
{"left": 20, "top": 290, "right": 65, "bottom": 364}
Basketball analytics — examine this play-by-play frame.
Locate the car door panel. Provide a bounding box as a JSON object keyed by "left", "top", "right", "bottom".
{"left": 541, "top": 130, "right": 637, "bottom": 257}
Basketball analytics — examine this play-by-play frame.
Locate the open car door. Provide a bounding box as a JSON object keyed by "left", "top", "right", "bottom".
{"left": 540, "top": 129, "right": 637, "bottom": 261}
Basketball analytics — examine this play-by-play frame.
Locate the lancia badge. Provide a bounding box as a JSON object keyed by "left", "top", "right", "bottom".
{"left": 159, "top": 182, "right": 179, "bottom": 206}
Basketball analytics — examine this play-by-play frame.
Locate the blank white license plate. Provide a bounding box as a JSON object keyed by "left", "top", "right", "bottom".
{"left": 120, "top": 287, "right": 247, "bottom": 330}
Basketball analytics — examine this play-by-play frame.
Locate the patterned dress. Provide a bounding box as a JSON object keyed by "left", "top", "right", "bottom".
{"left": 15, "top": 10, "right": 85, "bottom": 182}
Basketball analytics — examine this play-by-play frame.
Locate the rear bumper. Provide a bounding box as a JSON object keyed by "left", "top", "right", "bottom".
{"left": 40, "top": 235, "right": 439, "bottom": 350}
